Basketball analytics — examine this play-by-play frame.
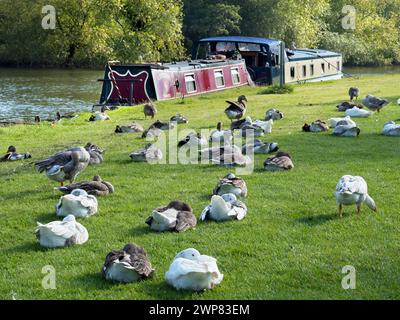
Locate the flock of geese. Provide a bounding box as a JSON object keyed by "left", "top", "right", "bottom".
{"left": 2, "top": 86, "right": 399, "bottom": 292}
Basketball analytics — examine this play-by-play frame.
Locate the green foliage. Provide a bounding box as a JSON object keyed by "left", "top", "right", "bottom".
{"left": 258, "top": 84, "right": 294, "bottom": 95}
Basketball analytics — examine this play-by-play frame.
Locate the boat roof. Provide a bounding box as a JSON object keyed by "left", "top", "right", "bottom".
{"left": 289, "top": 48, "right": 341, "bottom": 61}
{"left": 198, "top": 36, "right": 281, "bottom": 47}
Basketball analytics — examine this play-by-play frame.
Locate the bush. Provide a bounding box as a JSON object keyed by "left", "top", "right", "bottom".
{"left": 258, "top": 84, "right": 294, "bottom": 95}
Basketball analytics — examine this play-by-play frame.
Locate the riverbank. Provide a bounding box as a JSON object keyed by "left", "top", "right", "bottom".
{"left": 0, "top": 74, "right": 400, "bottom": 299}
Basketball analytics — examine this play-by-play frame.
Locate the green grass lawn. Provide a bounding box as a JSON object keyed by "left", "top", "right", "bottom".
{"left": 0, "top": 74, "right": 399, "bottom": 300}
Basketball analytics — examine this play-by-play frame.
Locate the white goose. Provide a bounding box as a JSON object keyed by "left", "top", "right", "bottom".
{"left": 209, "top": 122, "right": 232, "bottom": 143}
{"left": 345, "top": 106, "right": 373, "bottom": 118}
{"left": 382, "top": 121, "right": 400, "bottom": 136}
{"left": 335, "top": 175, "right": 377, "bottom": 217}
{"left": 252, "top": 119, "right": 273, "bottom": 134}
{"left": 35, "top": 215, "right": 88, "bottom": 248}
{"left": 56, "top": 189, "right": 98, "bottom": 218}
{"left": 328, "top": 115, "right": 356, "bottom": 128}
{"left": 89, "top": 106, "right": 110, "bottom": 121}
{"left": 201, "top": 193, "right": 247, "bottom": 222}
{"left": 165, "top": 248, "right": 223, "bottom": 291}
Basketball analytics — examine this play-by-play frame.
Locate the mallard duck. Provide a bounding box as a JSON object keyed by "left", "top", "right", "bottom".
{"left": 265, "top": 108, "right": 283, "bottom": 121}
{"left": 129, "top": 143, "right": 163, "bottom": 162}
{"left": 165, "top": 248, "right": 223, "bottom": 291}
{"left": 145, "top": 201, "right": 197, "bottom": 232}
{"left": 242, "top": 139, "right": 279, "bottom": 155}
{"left": 362, "top": 95, "right": 389, "bottom": 112}
{"left": 143, "top": 103, "right": 157, "bottom": 119}
{"left": 209, "top": 122, "right": 232, "bottom": 143}
{"left": 58, "top": 175, "right": 114, "bottom": 196}
{"left": 199, "top": 145, "right": 252, "bottom": 167}
{"left": 35, "top": 146, "right": 91, "bottom": 186}
{"left": 89, "top": 106, "right": 110, "bottom": 121}
{"left": 264, "top": 151, "right": 294, "bottom": 171}
{"left": 213, "top": 173, "right": 247, "bottom": 197}
{"left": 170, "top": 114, "right": 188, "bottom": 124}
{"left": 142, "top": 126, "right": 163, "bottom": 139}
{"left": 333, "top": 122, "right": 360, "bottom": 137}
{"left": 335, "top": 175, "right": 377, "bottom": 217}
{"left": 115, "top": 122, "right": 144, "bottom": 133}
{"left": 302, "top": 120, "right": 329, "bottom": 132}
{"left": 102, "top": 243, "right": 155, "bottom": 283}
{"left": 328, "top": 115, "right": 356, "bottom": 128}
{"left": 336, "top": 101, "right": 363, "bottom": 112}
{"left": 84, "top": 142, "right": 104, "bottom": 165}
{"left": 224, "top": 95, "right": 247, "bottom": 121}
{"left": 56, "top": 189, "right": 98, "bottom": 218}
{"left": 349, "top": 87, "right": 360, "bottom": 101}
{"left": 0, "top": 145, "right": 31, "bottom": 161}
{"left": 178, "top": 132, "right": 207, "bottom": 148}
{"left": 201, "top": 193, "right": 247, "bottom": 222}
{"left": 35, "top": 215, "right": 88, "bottom": 248}
{"left": 150, "top": 120, "right": 174, "bottom": 131}
{"left": 382, "top": 121, "right": 400, "bottom": 136}
{"left": 345, "top": 106, "right": 373, "bottom": 118}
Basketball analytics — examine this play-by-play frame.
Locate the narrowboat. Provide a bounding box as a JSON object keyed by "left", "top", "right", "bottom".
{"left": 97, "top": 36, "right": 342, "bottom": 106}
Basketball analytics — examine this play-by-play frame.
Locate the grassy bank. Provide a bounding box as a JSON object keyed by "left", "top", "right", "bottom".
{"left": 0, "top": 74, "right": 399, "bottom": 300}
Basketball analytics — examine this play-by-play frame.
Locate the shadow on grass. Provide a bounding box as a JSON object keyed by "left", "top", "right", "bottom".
{"left": 140, "top": 280, "right": 200, "bottom": 300}
{"left": 131, "top": 225, "right": 152, "bottom": 237}
{"left": 72, "top": 271, "right": 116, "bottom": 290}
{"left": 296, "top": 213, "right": 339, "bottom": 226}
{"left": 3, "top": 241, "right": 46, "bottom": 254}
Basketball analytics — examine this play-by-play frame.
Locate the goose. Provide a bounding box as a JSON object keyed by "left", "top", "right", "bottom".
{"left": 264, "top": 151, "right": 294, "bottom": 171}
{"left": 345, "top": 106, "right": 373, "bottom": 118}
{"left": 213, "top": 173, "right": 247, "bottom": 197}
{"left": 58, "top": 175, "right": 114, "bottom": 196}
{"left": 265, "top": 108, "right": 283, "bottom": 121}
{"left": 230, "top": 116, "right": 252, "bottom": 130}
{"left": 237, "top": 123, "right": 265, "bottom": 138}
{"left": 57, "top": 111, "right": 79, "bottom": 119}
{"left": 129, "top": 144, "right": 163, "bottom": 162}
{"left": 35, "top": 215, "right": 88, "bottom": 248}
{"left": 382, "top": 121, "right": 400, "bottom": 136}
{"left": 337, "top": 101, "right": 363, "bottom": 112}
{"left": 84, "top": 142, "right": 104, "bottom": 165}
{"left": 242, "top": 139, "right": 279, "bottom": 155}
{"left": 102, "top": 243, "right": 155, "bottom": 283}
{"left": 199, "top": 145, "right": 252, "bottom": 167}
{"left": 397, "top": 98, "right": 400, "bottom": 105}
{"left": 302, "top": 120, "right": 329, "bottom": 132}
{"left": 252, "top": 119, "right": 273, "bottom": 134}
{"left": 170, "top": 114, "right": 188, "bottom": 124}
{"left": 143, "top": 103, "right": 157, "bottom": 119}
{"left": 145, "top": 201, "right": 197, "bottom": 232}
{"left": 150, "top": 120, "right": 174, "bottom": 131}
{"left": 37, "top": 112, "right": 61, "bottom": 124}
{"left": 178, "top": 132, "right": 207, "bottom": 148}
{"left": 328, "top": 115, "right": 356, "bottom": 128}
{"left": 89, "top": 106, "right": 110, "bottom": 121}
{"left": 165, "top": 248, "right": 223, "bottom": 291}
{"left": 362, "top": 95, "right": 389, "bottom": 112}
{"left": 224, "top": 95, "right": 247, "bottom": 121}
{"left": 0, "top": 145, "right": 31, "bottom": 161}
{"left": 333, "top": 122, "right": 360, "bottom": 137}
{"left": 335, "top": 175, "right": 377, "bottom": 217}
{"left": 209, "top": 122, "right": 232, "bottom": 143}
{"left": 348, "top": 87, "right": 360, "bottom": 101}
{"left": 142, "top": 126, "right": 163, "bottom": 139}
{"left": 35, "top": 146, "right": 91, "bottom": 186}
{"left": 115, "top": 122, "right": 144, "bottom": 133}
{"left": 201, "top": 193, "right": 247, "bottom": 222}
{"left": 56, "top": 189, "right": 98, "bottom": 218}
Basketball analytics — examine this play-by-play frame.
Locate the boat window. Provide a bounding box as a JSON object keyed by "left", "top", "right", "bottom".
{"left": 290, "top": 66, "right": 295, "bottom": 79}
{"left": 231, "top": 68, "right": 240, "bottom": 85}
{"left": 310, "top": 64, "right": 314, "bottom": 76}
{"left": 215, "top": 42, "right": 236, "bottom": 53}
{"left": 238, "top": 43, "right": 261, "bottom": 52}
{"left": 302, "top": 65, "right": 307, "bottom": 77}
{"left": 321, "top": 63, "right": 325, "bottom": 74}
{"left": 185, "top": 74, "right": 197, "bottom": 93}
{"left": 214, "top": 70, "right": 225, "bottom": 87}
{"left": 337, "top": 61, "right": 341, "bottom": 71}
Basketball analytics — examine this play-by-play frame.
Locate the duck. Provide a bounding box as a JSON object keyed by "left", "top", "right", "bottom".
{"left": 129, "top": 143, "right": 163, "bottom": 162}
{"left": 115, "top": 122, "right": 144, "bottom": 133}
{"left": 328, "top": 115, "right": 356, "bottom": 128}
{"left": 201, "top": 193, "right": 247, "bottom": 222}
{"left": 333, "top": 122, "right": 360, "bottom": 137}
{"left": 224, "top": 95, "right": 247, "bottom": 121}
{"left": 335, "top": 175, "right": 377, "bottom": 217}
{"left": 199, "top": 145, "right": 252, "bottom": 167}
{"left": 242, "top": 139, "right": 279, "bottom": 155}
{"left": 150, "top": 120, "right": 174, "bottom": 131}
{"left": 264, "top": 151, "right": 294, "bottom": 171}
{"left": 102, "top": 243, "right": 155, "bottom": 283}
{"left": 178, "top": 132, "right": 207, "bottom": 148}
{"left": 58, "top": 175, "right": 114, "bottom": 196}
{"left": 213, "top": 173, "right": 247, "bottom": 198}
{"left": 143, "top": 103, "right": 157, "bottom": 119}
{"left": 89, "top": 106, "right": 110, "bottom": 121}
{"left": 265, "top": 108, "right": 283, "bottom": 121}
{"left": 382, "top": 121, "right": 400, "bottom": 136}
{"left": 84, "top": 142, "right": 104, "bottom": 165}
{"left": 0, "top": 145, "right": 31, "bottom": 161}
{"left": 336, "top": 101, "right": 363, "bottom": 112}
{"left": 302, "top": 120, "right": 329, "bottom": 132}
{"left": 145, "top": 201, "right": 197, "bottom": 232}
{"left": 209, "top": 122, "right": 232, "bottom": 143}
{"left": 35, "top": 146, "right": 91, "bottom": 186}
{"left": 362, "top": 95, "right": 389, "bottom": 112}
{"left": 142, "top": 125, "right": 163, "bottom": 139}
{"left": 348, "top": 87, "right": 360, "bottom": 101}
{"left": 165, "top": 248, "right": 223, "bottom": 291}
{"left": 35, "top": 215, "right": 88, "bottom": 248}
{"left": 57, "top": 111, "right": 78, "bottom": 119}
{"left": 56, "top": 189, "right": 98, "bottom": 218}
{"left": 345, "top": 106, "right": 373, "bottom": 118}
{"left": 170, "top": 114, "right": 188, "bottom": 124}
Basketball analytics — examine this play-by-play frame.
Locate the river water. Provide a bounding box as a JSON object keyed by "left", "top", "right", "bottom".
{"left": 0, "top": 66, "right": 399, "bottom": 122}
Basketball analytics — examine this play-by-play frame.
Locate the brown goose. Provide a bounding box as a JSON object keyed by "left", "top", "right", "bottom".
{"left": 115, "top": 122, "right": 144, "bottom": 133}
{"left": 143, "top": 103, "right": 157, "bottom": 119}
{"left": 302, "top": 120, "right": 329, "bottom": 132}
{"left": 213, "top": 173, "right": 248, "bottom": 197}
{"left": 58, "top": 175, "right": 114, "bottom": 196}
{"left": 348, "top": 87, "right": 360, "bottom": 101}
{"left": 224, "top": 95, "right": 247, "bottom": 121}
{"left": 84, "top": 142, "right": 104, "bottom": 165}
{"left": 264, "top": 151, "right": 294, "bottom": 171}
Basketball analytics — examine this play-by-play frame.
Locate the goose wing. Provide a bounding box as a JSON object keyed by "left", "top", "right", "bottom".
{"left": 175, "top": 211, "right": 197, "bottom": 232}
{"left": 225, "top": 101, "right": 245, "bottom": 111}
{"left": 336, "top": 175, "right": 367, "bottom": 194}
